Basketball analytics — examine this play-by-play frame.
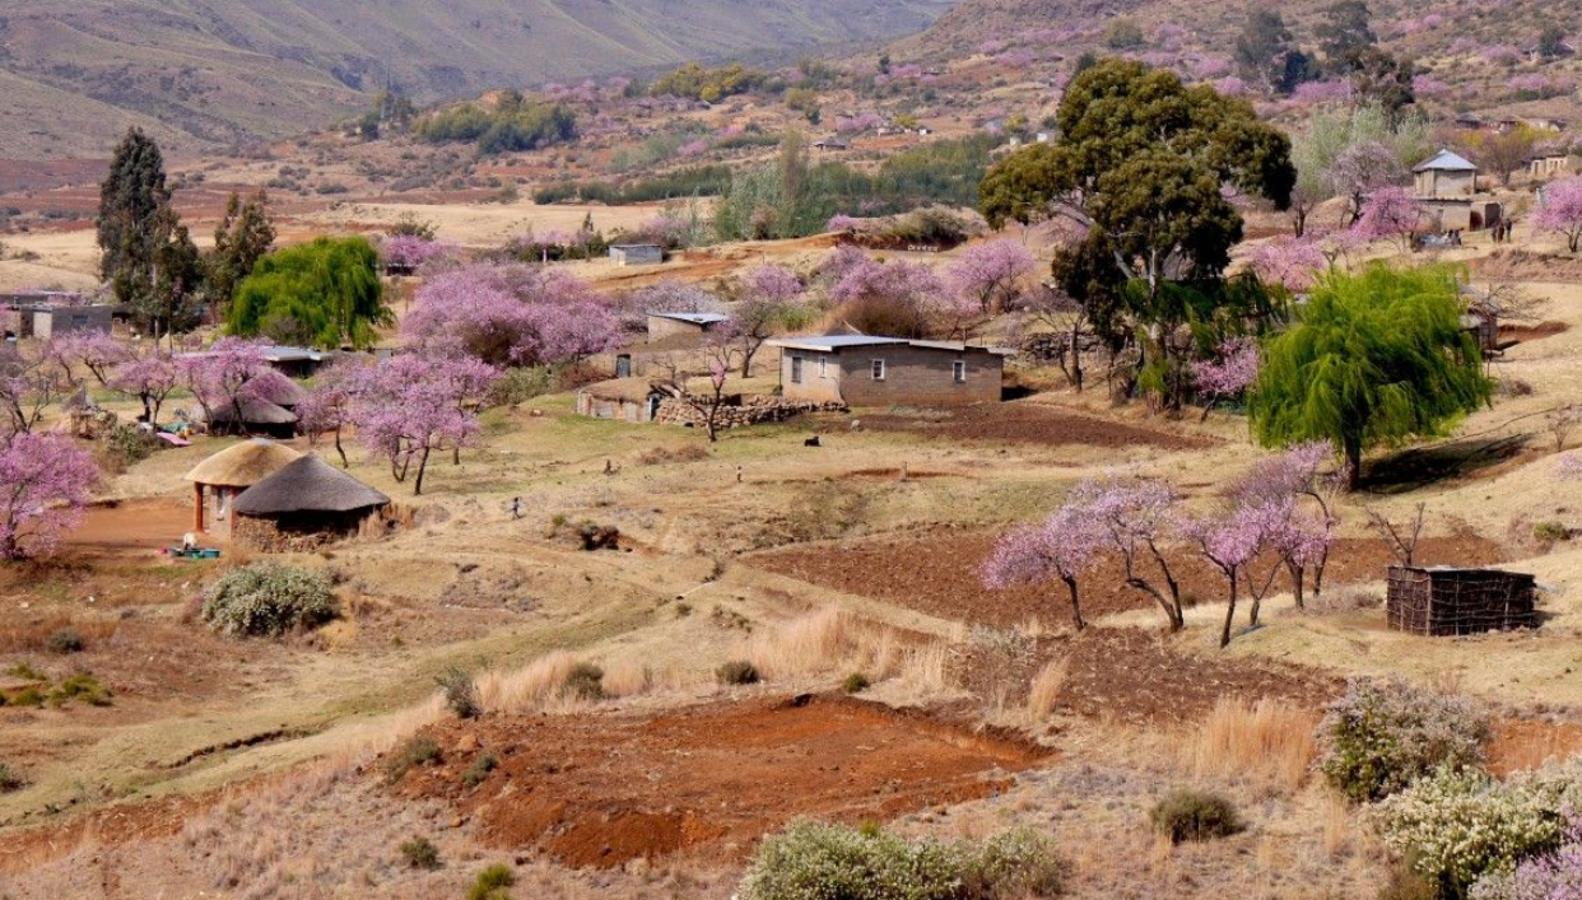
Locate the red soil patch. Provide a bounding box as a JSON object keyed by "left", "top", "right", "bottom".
{"left": 748, "top": 528, "right": 1504, "bottom": 629}
{"left": 1487, "top": 717, "right": 1582, "bottom": 776}
{"left": 63, "top": 498, "right": 203, "bottom": 559}
{"left": 860, "top": 402, "right": 1216, "bottom": 451}
{"left": 393, "top": 693, "right": 1046, "bottom": 868}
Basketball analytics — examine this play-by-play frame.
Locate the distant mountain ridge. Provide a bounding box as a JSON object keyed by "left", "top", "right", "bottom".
{"left": 0, "top": 0, "right": 955, "bottom": 159}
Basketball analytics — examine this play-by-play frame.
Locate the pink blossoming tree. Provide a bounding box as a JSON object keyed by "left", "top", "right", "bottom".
{"left": 404, "top": 265, "right": 621, "bottom": 368}
{"left": 1191, "top": 338, "right": 1260, "bottom": 420}
{"left": 1353, "top": 186, "right": 1422, "bottom": 251}
{"left": 983, "top": 500, "right": 1105, "bottom": 630}
{"left": 175, "top": 337, "right": 299, "bottom": 433}
{"left": 0, "top": 432, "right": 98, "bottom": 559}
{"left": 1534, "top": 177, "right": 1582, "bottom": 252}
{"left": 109, "top": 349, "right": 179, "bottom": 425}
{"left": 1075, "top": 474, "right": 1187, "bottom": 630}
{"left": 346, "top": 354, "right": 499, "bottom": 494}
{"left": 733, "top": 265, "right": 809, "bottom": 377}
{"left": 947, "top": 239, "right": 1037, "bottom": 314}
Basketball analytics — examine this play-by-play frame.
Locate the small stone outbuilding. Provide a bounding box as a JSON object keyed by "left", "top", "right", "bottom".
{"left": 610, "top": 244, "right": 664, "bottom": 266}
{"left": 231, "top": 455, "right": 391, "bottom": 551}
{"left": 646, "top": 312, "right": 729, "bottom": 343}
{"left": 185, "top": 439, "right": 302, "bottom": 535}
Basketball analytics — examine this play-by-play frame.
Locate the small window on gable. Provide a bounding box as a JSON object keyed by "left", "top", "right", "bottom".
{"left": 790, "top": 355, "right": 804, "bottom": 384}
{"left": 953, "top": 360, "right": 966, "bottom": 383}
{"left": 871, "top": 359, "right": 886, "bottom": 381}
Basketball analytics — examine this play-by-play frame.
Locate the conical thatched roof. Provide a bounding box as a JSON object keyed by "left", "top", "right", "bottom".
{"left": 253, "top": 378, "right": 309, "bottom": 408}
{"left": 233, "top": 456, "right": 390, "bottom": 516}
{"left": 206, "top": 398, "right": 298, "bottom": 426}
{"left": 185, "top": 438, "right": 302, "bottom": 487}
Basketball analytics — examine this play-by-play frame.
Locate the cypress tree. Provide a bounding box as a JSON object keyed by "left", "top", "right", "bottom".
{"left": 97, "top": 127, "right": 168, "bottom": 295}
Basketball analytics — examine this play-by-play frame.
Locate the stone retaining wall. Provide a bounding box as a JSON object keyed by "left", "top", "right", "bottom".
{"left": 654, "top": 395, "right": 847, "bottom": 429}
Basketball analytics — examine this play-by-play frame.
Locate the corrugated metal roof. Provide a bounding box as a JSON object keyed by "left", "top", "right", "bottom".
{"left": 650, "top": 312, "right": 728, "bottom": 325}
{"left": 1414, "top": 149, "right": 1478, "bottom": 172}
{"left": 767, "top": 335, "right": 1012, "bottom": 354}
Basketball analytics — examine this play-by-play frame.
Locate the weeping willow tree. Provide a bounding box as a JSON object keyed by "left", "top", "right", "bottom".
{"left": 227, "top": 236, "right": 389, "bottom": 350}
{"left": 1249, "top": 264, "right": 1490, "bottom": 489}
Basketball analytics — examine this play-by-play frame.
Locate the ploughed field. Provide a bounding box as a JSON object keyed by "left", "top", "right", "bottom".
{"left": 389, "top": 693, "right": 1047, "bottom": 868}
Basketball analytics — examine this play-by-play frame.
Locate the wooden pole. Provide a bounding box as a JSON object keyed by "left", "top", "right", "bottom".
{"left": 194, "top": 482, "right": 205, "bottom": 532}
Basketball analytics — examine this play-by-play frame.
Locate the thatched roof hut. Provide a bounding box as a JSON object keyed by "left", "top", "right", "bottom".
{"left": 235, "top": 456, "right": 389, "bottom": 516}
{"left": 252, "top": 377, "right": 309, "bottom": 409}
{"left": 184, "top": 439, "right": 302, "bottom": 533}
{"left": 206, "top": 398, "right": 299, "bottom": 438}
{"left": 231, "top": 456, "right": 391, "bottom": 551}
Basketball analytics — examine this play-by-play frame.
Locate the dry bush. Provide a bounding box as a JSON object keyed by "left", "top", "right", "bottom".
{"left": 1026, "top": 657, "right": 1070, "bottom": 720}
{"left": 0, "top": 614, "right": 116, "bottom": 654}
{"left": 637, "top": 443, "right": 710, "bottom": 465}
{"left": 744, "top": 608, "right": 903, "bottom": 682}
{"left": 1306, "top": 583, "right": 1383, "bottom": 616}
{"left": 600, "top": 660, "right": 654, "bottom": 697}
{"left": 898, "top": 642, "right": 951, "bottom": 696}
{"left": 1189, "top": 697, "right": 1319, "bottom": 796}
{"left": 475, "top": 651, "right": 583, "bottom": 714}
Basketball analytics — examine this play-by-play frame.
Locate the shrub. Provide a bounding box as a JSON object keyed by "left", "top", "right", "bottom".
{"left": 842, "top": 672, "right": 872, "bottom": 694}
{"left": 1149, "top": 790, "right": 1244, "bottom": 843}
{"left": 468, "top": 863, "right": 515, "bottom": 900}
{"left": 462, "top": 753, "right": 498, "bottom": 788}
{"left": 45, "top": 628, "right": 85, "bottom": 654}
{"left": 962, "top": 826, "right": 1066, "bottom": 899}
{"left": 1533, "top": 521, "right": 1570, "bottom": 545}
{"left": 384, "top": 736, "right": 442, "bottom": 784}
{"left": 1318, "top": 677, "right": 1488, "bottom": 803}
{"left": 738, "top": 820, "right": 1065, "bottom": 900}
{"left": 437, "top": 665, "right": 480, "bottom": 719}
{"left": 399, "top": 836, "right": 441, "bottom": 870}
{"left": 1369, "top": 768, "right": 1567, "bottom": 897}
{"left": 10, "top": 686, "right": 44, "bottom": 707}
{"left": 488, "top": 367, "right": 554, "bottom": 406}
{"left": 560, "top": 663, "right": 604, "bottom": 701}
{"left": 49, "top": 673, "right": 111, "bottom": 707}
{"left": 202, "top": 563, "right": 339, "bottom": 637}
{"left": 717, "top": 660, "right": 761, "bottom": 685}
{"left": 1378, "top": 862, "right": 1438, "bottom": 900}
{"left": 104, "top": 424, "right": 159, "bottom": 471}
{"left": 738, "top": 820, "right": 966, "bottom": 900}
{"left": 0, "top": 762, "right": 21, "bottom": 793}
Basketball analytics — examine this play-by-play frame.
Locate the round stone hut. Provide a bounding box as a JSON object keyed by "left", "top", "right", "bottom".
{"left": 230, "top": 455, "right": 391, "bottom": 551}
{"left": 184, "top": 439, "right": 303, "bottom": 535}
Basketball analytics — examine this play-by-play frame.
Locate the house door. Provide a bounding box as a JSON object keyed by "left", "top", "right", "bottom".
{"left": 647, "top": 394, "right": 662, "bottom": 421}
{"left": 616, "top": 354, "right": 632, "bottom": 378}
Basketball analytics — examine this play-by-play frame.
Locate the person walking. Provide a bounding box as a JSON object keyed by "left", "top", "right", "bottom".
{"left": 510, "top": 497, "right": 522, "bottom": 520}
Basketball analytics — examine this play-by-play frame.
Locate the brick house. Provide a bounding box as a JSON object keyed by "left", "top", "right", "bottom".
{"left": 1413, "top": 149, "right": 1501, "bottom": 231}
{"left": 766, "top": 336, "right": 1007, "bottom": 406}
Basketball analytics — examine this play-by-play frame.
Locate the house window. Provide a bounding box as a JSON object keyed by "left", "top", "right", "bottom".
{"left": 871, "top": 359, "right": 886, "bottom": 381}
{"left": 953, "top": 360, "right": 966, "bottom": 383}
{"left": 790, "top": 356, "right": 804, "bottom": 384}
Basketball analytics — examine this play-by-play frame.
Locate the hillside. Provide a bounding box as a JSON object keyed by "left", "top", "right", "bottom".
{"left": 0, "top": 0, "right": 953, "bottom": 159}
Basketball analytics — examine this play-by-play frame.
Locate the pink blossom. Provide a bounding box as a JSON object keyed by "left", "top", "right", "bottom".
{"left": 827, "top": 214, "right": 863, "bottom": 233}
{"left": 947, "top": 239, "right": 1036, "bottom": 313}
{"left": 176, "top": 337, "right": 301, "bottom": 429}
{"left": 1448, "top": 37, "right": 1478, "bottom": 55}
{"left": 1412, "top": 75, "right": 1451, "bottom": 98}
{"left": 836, "top": 112, "right": 882, "bottom": 134}
{"left": 405, "top": 264, "right": 621, "bottom": 367}
{"left": 345, "top": 353, "right": 499, "bottom": 495}
{"left": 1191, "top": 56, "right": 1232, "bottom": 80}
{"left": 1534, "top": 177, "right": 1582, "bottom": 252}
{"left": 1481, "top": 44, "right": 1522, "bottom": 65}
{"left": 980, "top": 39, "right": 1008, "bottom": 55}
{"left": 678, "top": 139, "right": 710, "bottom": 157}
{"left": 109, "top": 350, "right": 178, "bottom": 424}
{"left": 47, "top": 332, "right": 128, "bottom": 388}
{"left": 1353, "top": 186, "right": 1423, "bottom": 247}
{"left": 0, "top": 432, "right": 98, "bottom": 559}
{"left": 1192, "top": 338, "right": 1260, "bottom": 401}
{"left": 1214, "top": 76, "right": 1248, "bottom": 96}
{"left": 1247, "top": 236, "right": 1327, "bottom": 292}
{"left": 983, "top": 503, "right": 1105, "bottom": 629}
{"left": 1293, "top": 80, "right": 1354, "bottom": 104}
{"left": 994, "top": 49, "right": 1037, "bottom": 68}
{"left": 382, "top": 234, "right": 458, "bottom": 272}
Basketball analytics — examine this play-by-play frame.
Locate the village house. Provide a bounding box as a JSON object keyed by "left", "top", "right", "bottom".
{"left": 230, "top": 455, "right": 392, "bottom": 552}
{"left": 609, "top": 244, "right": 664, "bottom": 266}
{"left": 1413, "top": 149, "right": 1502, "bottom": 232}
{"left": 812, "top": 138, "right": 850, "bottom": 151}
{"left": 1530, "top": 152, "right": 1573, "bottom": 178}
{"left": 0, "top": 293, "right": 113, "bottom": 340}
{"left": 766, "top": 336, "right": 1008, "bottom": 406}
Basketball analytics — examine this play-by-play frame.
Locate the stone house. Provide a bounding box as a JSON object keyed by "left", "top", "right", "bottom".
{"left": 1, "top": 294, "right": 112, "bottom": 340}
{"left": 766, "top": 336, "right": 1007, "bottom": 406}
{"left": 1413, "top": 149, "right": 1501, "bottom": 231}
{"left": 609, "top": 244, "right": 664, "bottom": 266}
{"left": 646, "top": 312, "right": 729, "bottom": 342}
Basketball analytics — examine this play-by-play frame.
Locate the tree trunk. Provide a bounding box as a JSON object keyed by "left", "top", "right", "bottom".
{"left": 1219, "top": 569, "right": 1239, "bottom": 648}
{"left": 333, "top": 425, "right": 348, "bottom": 468}
{"left": 1069, "top": 322, "right": 1083, "bottom": 393}
{"left": 413, "top": 446, "right": 432, "bottom": 495}
{"left": 1287, "top": 561, "right": 1306, "bottom": 609}
{"left": 1126, "top": 577, "right": 1184, "bottom": 632}
{"left": 1062, "top": 575, "right": 1086, "bottom": 631}
{"left": 1344, "top": 438, "right": 1362, "bottom": 492}
{"left": 740, "top": 342, "right": 759, "bottom": 379}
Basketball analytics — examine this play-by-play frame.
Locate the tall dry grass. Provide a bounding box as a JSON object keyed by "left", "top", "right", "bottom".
{"left": 1026, "top": 657, "right": 1070, "bottom": 720}
{"left": 744, "top": 608, "right": 897, "bottom": 680}
{"left": 1188, "top": 697, "right": 1319, "bottom": 797}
